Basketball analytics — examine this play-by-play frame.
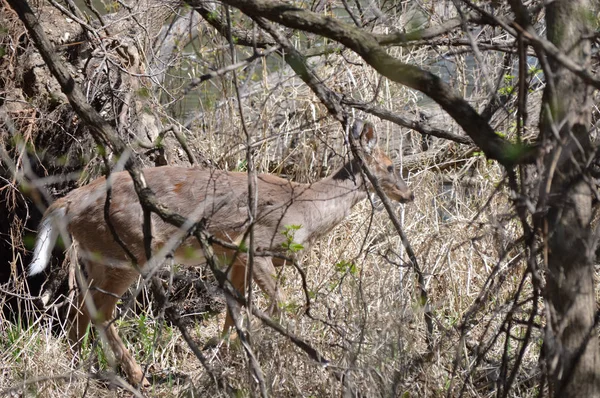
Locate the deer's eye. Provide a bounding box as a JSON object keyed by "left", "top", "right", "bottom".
{"left": 387, "top": 165, "right": 394, "bottom": 173}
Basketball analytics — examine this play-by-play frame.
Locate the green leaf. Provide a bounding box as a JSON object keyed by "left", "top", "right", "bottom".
{"left": 289, "top": 243, "right": 304, "bottom": 251}
{"left": 335, "top": 260, "right": 358, "bottom": 275}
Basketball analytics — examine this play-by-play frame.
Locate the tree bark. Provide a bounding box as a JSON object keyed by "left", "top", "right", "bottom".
{"left": 541, "top": 1, "right": 600, "bottom": 396}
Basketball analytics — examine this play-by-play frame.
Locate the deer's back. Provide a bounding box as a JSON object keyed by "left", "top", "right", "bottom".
{"left": 51, "top": 166, "right": 309, "bottom": 265}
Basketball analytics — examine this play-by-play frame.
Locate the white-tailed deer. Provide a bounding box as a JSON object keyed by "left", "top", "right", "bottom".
{"left": 29, "top": 120, "right": 413, "bottom": 385}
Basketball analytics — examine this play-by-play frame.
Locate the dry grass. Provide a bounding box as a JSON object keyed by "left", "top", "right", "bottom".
{"left": 0, "top": 2, "right": 547, "bottom": 396}
{"left": 1, "top": 151, "right": 538, "bottom": 397}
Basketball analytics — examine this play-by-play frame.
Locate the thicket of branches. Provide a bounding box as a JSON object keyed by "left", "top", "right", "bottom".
{"left": 1, "top": 0, "right": 599, "bottom": 397}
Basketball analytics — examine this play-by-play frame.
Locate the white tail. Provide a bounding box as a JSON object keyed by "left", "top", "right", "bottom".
{"left": 30, "top": 120, "right": 413, "bottom": 385}
{"left": 29, "top": 206, "right": 65, "bottom": 276}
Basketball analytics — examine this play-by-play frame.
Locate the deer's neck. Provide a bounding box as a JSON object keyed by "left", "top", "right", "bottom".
{"left": 298, "top": 159, "right": 368, "bottom": 242}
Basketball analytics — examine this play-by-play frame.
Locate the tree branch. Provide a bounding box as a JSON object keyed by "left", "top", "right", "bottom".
{"left": 188, "top": 0, "right": 536, "bottom": 168}
{"left": 343, "top": 99, "right": 474, "bottom": 145}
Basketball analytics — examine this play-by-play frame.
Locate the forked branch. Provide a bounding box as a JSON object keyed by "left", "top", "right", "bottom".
{"left": 187, "top": 0, "right": 536, "bottom": 168}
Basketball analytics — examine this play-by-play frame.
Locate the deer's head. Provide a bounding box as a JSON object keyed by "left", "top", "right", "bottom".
{"left": 352, "top": 120, "right": 414, "bottom": 203}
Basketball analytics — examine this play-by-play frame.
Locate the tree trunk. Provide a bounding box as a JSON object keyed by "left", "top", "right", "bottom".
{"left": 542, "top": 1, "right": 600, "bottom": 396}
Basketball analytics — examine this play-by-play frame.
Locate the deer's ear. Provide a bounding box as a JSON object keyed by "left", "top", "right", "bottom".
{"left": 360, "top": 122, "right": 378, "bottom": 153}
{"left": 351, "top": 119, "right": 364, "bottom": 141}
{"left": 351, "top": 120, "right": 378, "bottom": 154}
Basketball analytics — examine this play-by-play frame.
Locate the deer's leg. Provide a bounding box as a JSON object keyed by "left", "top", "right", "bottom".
{"left": 222, "top": 257, "right": 248, "bottom": 335}
{"left": 69, "top": 263, "right": 97, "bottom": 347}
{"left": 252, "top": 257, "right": 285, "bottom": 318}
{"left": 72, "top": 261, "right": 147, "bottom": 386}
{"left": 69, "top": 280, "right": 91, "bottom": 347}
{"left": 96, "top": 294, "right": 148, "bottom": 386}
{"left": 222, "top": 256, "right": 284, "bottom": 335}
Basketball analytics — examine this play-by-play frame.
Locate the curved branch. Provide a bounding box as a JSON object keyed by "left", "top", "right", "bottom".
{"left": 191, "top": 0, "right": 536, "bottom": 168}
{"left": 374, "top": 12, "right": 480, "bottom": 46}
{"left": 194, "top": 2, "right": 274, "bottom": 48}
{"left": 343, "top": 99, "right": 474, "bottom": 145}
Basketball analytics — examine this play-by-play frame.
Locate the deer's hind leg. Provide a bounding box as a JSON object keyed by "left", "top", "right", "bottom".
{"left": 71, "top": 260, "right": 147, "bottom": 386}
{"left": 252, "top": 256, "right": 285, "bottom": 318}
{"left": 222, "top": 256, "right": 284, "bottom": 335}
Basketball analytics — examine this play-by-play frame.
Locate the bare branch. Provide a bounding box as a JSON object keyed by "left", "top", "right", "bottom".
{"left": 189, "top": 0, "right": 536, "bottom": 168}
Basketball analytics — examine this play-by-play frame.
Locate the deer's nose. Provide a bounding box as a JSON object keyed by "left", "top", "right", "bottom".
{"left": 400, "top": 190, "right": 414, "bottom": 203}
